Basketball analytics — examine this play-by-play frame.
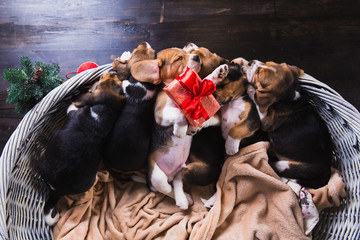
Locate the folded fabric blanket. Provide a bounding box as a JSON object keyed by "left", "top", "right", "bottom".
{"left": 53, "top": 142, "right": 345, "bottom": 240}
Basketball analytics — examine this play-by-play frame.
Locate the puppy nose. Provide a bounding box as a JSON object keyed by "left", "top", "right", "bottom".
{"left": 193, "top": 55, "right": 200, "bottom": 62}
{"left": 248, "top": 60, "right": 254, "bottom": 66}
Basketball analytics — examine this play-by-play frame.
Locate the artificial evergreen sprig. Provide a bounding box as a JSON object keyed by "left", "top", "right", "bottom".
{"left": 3, "top": 56, "right": 64, "bottom": 114}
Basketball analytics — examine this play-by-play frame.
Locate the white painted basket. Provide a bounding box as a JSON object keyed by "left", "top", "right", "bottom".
{"left": 0, "top": 65, "right": 359, "bottom": 239}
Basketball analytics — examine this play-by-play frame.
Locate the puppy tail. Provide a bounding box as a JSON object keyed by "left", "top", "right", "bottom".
{"left": 43, "top": 192, "right": 60, "bottom": 226}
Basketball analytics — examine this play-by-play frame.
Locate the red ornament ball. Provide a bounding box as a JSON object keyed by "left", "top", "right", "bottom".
{"left": 77, "top": 62, "right": 99, "bottom": 73}
{"left": 66, "top": 62, "right": 99, "bottom": 79}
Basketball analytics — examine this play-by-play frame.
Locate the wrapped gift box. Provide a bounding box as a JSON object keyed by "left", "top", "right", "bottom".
{"left": 163, "top": 67, "right": 220, "bottom": 127}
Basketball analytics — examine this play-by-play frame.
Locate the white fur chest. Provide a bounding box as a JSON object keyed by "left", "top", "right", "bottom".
{"left": 220, "top": 96, "right": 246, "bottom": 138}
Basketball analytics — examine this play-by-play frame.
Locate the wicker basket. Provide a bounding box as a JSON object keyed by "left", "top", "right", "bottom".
{"left": 0, "top": 64, "right": 359, "bottom": 240}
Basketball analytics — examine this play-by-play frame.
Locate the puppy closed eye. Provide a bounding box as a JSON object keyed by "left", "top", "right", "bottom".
{"left": 174, "top": 56, "right": 183, "bottom": 62}
{"left": 260, "top": 82, "right": 268, "bottom": 89}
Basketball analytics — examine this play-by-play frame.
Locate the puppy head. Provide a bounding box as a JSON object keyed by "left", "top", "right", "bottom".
{"left": 131, "top": 47, "right": 201, "bottom": 85}
{"left": 112, "top": 42, "right": 156, "bottom": 80}
{"left": 73, "top": 71, "right": 123, "bottom": 107}
{"left": 122, "top": 76, "right": 157, "bottom": 102}
{"left": 241, "top": 59, "right": 304, "bottom": 113}
{"left": 184, "top": 43, "right": 228, "bottom": 78}
{"left": 214, "top": 61, "right": 248, "bottom": 105}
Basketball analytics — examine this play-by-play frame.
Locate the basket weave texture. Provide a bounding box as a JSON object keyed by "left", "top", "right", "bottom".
{"left": 0, "top": 64, "right": 359, "bottom": 240}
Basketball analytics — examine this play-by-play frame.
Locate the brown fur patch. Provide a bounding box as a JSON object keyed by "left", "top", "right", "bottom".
{"left": 73, "top": 72, "right": 124, "bottom": 107}
{"left": 112, "top": 42, "right": 157, "bottom": 81}
{"left": 228, "top": 100, "right": 260, "bottom": 139}
{"left": 252, "top": 62, "right": 304, "bottom": 113}
{"left": 188, "top": 47, "right": 228, "bottom": 78}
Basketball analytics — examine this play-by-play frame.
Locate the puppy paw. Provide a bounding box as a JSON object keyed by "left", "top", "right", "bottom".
{"left": 201, "top": 192, "right": 217, "bottom": 209}
{"left": 156, "top": 182, "right": 172, "bottom": 195}
{"left": 183, "top": 43, "right": 199, "bottom": 52}
{"left": 44, "top": 208, "right": 59, "bottom": 227}
{"left": 173, "top": 123, "right": 188, "bottom": 138}
{"left": 176, "top": 195, "right": 190, "bottom": 210}
{"left": 216, "top": 64, "right": 229, "bottom": 79}
{"left": 187, "top": 125, "right": 201, "bottom": 136}
{"left": 206, "top": 64, "right": 229, "bottom": 84}
{"left": 120, "top": 51, "right": 132, "bottom": 61}
{"left": 225, "top": 136, "right": 240, "bottom": 155}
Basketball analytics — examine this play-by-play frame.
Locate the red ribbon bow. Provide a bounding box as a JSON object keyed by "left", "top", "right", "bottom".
{"left": 176, "top": 67, "right": 216, "bottom": 120}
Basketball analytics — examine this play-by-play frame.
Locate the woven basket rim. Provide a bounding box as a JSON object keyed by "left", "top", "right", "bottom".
{"left": 1, "top": 66, "right": 359, "bottom": 239}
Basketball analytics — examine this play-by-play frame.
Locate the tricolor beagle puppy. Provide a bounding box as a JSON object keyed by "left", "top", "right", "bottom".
{"left": 134, "top": 45, "right": 228, "bottom": 209}
{"left": 181, "top": 43, "right": 229, "bottom": 187}
{"left": 112, "top": 41, "right": 156, "bottom": 81}
{"left": 103, "top": 42, "right": 159, "bottom": 179}
{"left": 241, "top": 58, "right": 333, "bottom": 188}
{"left": 38, "top": 71, "right": 124, "bottom": 226}
{"left": 213, "top": 58, "right": 262, "bottom": 156}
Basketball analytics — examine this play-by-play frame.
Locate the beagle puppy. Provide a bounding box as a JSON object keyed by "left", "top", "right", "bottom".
{"left": 181, "top": 43, "right": 229, "bottom": 187}
{"left": 135, "top": 45, "right": 228, "bottom": 209}
{"left": 241, "top": 58, "right": 333, "bottom": 188}
{"left": 112, "top": 41, "right": 156, "bottom": 81}
{"left": 184, "top": 42, "right": 228, "bottom": 79}
{"left": 213, "top": 59, "right": 261, "bottom": 155}
{"left": 103, "top": 42, "right": 159, "bottom": 178}
{"left": 38, "top": 71, "right": 124, "bottom": 226}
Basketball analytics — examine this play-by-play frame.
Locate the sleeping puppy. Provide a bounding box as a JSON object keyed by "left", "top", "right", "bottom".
{"left": 180, "top": 43, "right": 228, "bottom": 187}
{"left": 103, "top": 42, "right": 159, "bottom": 178}
{"left": 37, "top": 71, "right": 124, "bottom": 226}
{"left": 133, "top": 46, "right": 228, "bottom": 209}
{"left": 213, "top": 59, "right": 261, "bottom": 156}
{"left": 241, "top": 58, "right": 333, "bottom": 188}
{"left": 112, "top": 41, "right": 156, "bottom": 80}
{"left": 184, "top": 42, "right": 228, "bottom": 78}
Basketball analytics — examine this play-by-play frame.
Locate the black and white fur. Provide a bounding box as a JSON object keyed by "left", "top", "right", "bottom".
{"left": 103, "top": 76, "right": 158, "bottom": 179}
{"left": 38, "top": 100, "right": 123, "bottom": 226}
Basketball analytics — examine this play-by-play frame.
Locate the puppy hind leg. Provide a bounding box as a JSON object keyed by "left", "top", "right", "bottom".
{"left": 173, "top": 170, "right": 192, "bottom": 210}
{"left": 201, "top": 191, "right": 217, "bottom": 209}
{"left": 150, "top": 163, "right": 172, "bottom": 195}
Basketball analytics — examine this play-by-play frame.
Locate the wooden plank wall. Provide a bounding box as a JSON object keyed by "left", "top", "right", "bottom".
{"left": 0, "top": 0, "right": 359, "bottom": 152}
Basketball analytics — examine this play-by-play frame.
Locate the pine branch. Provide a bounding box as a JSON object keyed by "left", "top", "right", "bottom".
{"left": 3, "top": 56, "right": 64, "bottom": 114}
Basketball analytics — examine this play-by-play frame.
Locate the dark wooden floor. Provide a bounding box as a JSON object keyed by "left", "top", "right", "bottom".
{"left": 0, "top": 0, "right": 359, "bottom": 153}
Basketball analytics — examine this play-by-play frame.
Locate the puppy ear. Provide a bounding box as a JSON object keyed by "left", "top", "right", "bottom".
{"left": 130, "top": 59, "right": 162, "bottom": 84}
{"left": 72, "top": 81, "right": 99, "bottom": 107}
{"left": 254, "top": 91, "right": 274, "bottom": 113}
{"left": 72, "top": 92, "right": 92, "bottom": 107}
{"left": 220, "top": 57, "right": 229, "bottom": 64}
{"left": 112, "top": 58, "right": 130, "bottom": 80}
{"left": 288, "top": 64, "right": 304, "bottom": 81}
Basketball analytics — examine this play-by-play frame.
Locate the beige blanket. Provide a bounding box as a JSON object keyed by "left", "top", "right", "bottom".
{"left": 53, "top": 142, "right": 345, "bottom": 240}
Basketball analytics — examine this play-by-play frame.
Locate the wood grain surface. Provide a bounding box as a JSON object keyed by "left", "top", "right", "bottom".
{"left": 0, "top": 0, "right": 359, "bottom": 152}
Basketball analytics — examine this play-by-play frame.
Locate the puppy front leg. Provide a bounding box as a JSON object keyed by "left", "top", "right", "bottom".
{"left": 173, "top": 115, "right": 188, "bottom": 138}
{"left": 187, "top": 114, "right": 221, "bottom": 135}
{"left": 162, "top": 98, "right": 188, "bottom": 137}
{"left": 225, "top": 136, "right": 241, "bottom": 155}
{"left": 173, "top": 170, "right": 193, "bottom": 210}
